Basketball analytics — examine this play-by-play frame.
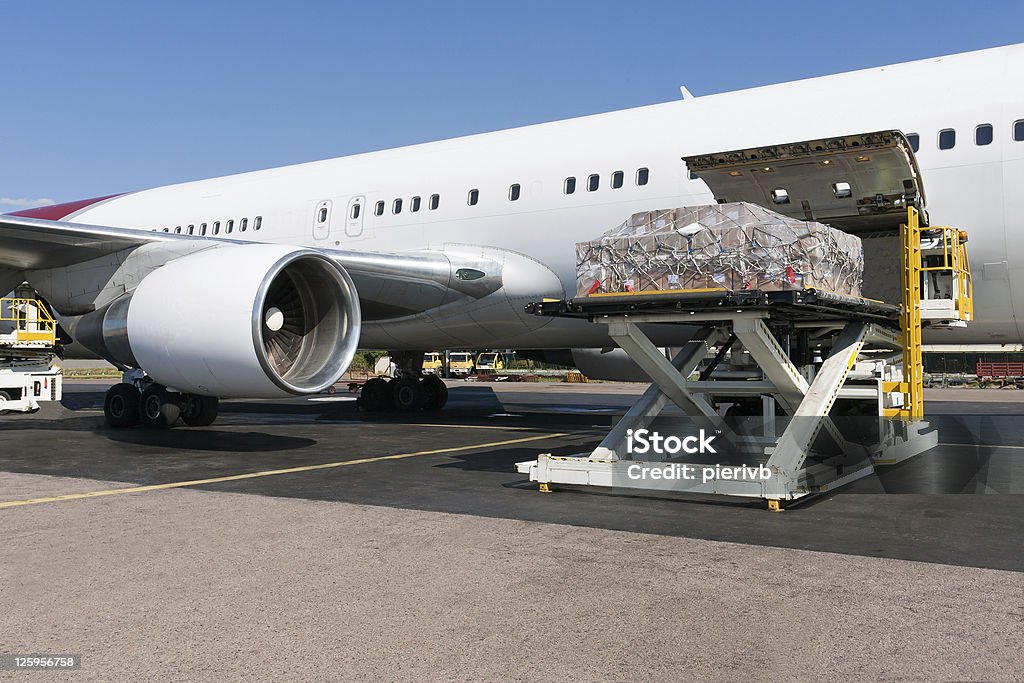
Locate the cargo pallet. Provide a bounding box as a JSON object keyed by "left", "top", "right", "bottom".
{"left": 516, "top": 207, "right": 973, "bottom": 509}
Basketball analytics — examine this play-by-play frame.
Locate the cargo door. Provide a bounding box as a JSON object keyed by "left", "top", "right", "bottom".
{"left": 682, "top": 130, "right": 926, "bottom": 234}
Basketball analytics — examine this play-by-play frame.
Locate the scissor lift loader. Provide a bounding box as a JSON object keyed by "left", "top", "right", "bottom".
{"left": 516, "top": 131, "right": 973, "bottom": 508}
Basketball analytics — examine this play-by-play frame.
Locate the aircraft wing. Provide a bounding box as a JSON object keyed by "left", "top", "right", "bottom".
{"left": 0, "top": 213, "right": 170, "bottom": 270}
{"left": 0, "top": 213, "right": 503, "bottom": 320}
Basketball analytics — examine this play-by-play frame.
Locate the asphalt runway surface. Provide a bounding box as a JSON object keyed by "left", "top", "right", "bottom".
{"left": 1, "top": 381, "right": 1022, "bottom": 680}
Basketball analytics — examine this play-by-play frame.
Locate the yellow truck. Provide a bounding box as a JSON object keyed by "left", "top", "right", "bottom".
{"left": 448, "top": 352, "right": 476, "bottom": 375}
{"left": 422, "top": 352, "right": 444, "bottom": 374}
{"left": 475, "top": 352, "right": 506, "bottom": 372}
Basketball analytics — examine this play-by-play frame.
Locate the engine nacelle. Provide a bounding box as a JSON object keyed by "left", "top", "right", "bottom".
{"left": 75, "top": 244, "right": 361, "bottom": 397}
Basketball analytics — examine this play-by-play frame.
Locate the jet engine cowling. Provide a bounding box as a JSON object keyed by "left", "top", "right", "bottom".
{"left": 76, "top": 244, "right": 361, "bottom": 397}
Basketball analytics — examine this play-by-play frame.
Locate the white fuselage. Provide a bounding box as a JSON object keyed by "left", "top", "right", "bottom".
{"left": 57, "top": 44, "right": 1024, "bottom": 348}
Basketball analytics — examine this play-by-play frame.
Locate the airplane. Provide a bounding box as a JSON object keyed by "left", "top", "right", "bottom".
{"left": 2, "top": 43, "right": 1022, "bottom": 427}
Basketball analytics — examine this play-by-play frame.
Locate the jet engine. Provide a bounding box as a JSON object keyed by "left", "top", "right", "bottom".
{"left": 75, "top": 244, "right": 361, "bottom": 397}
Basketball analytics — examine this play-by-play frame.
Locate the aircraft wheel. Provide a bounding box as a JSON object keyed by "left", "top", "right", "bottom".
{"left": 392, "top": 377, "right": 426, "bottom": 412}
{"left": 104, "top": 383, "right": 140, "bottom": 428}
{"left": 181, "top": 394, "right": 219, "bottom": 427}
{"left": 421, "top": 375, "right": 448, "bottom": 411}
{"left": 358, "top": 377, "right": 392, "bottom": 412}
{"left": 140, "top": 384, "right": 180, "bottom": 428}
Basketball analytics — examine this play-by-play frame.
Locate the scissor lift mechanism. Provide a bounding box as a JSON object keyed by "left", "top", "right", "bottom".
{"left": 516, "top": 207, "right": 973, "bottom": 508}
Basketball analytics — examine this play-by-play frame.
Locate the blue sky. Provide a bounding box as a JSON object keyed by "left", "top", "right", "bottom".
{"left": 2, "top": 0, "right": 1021, "bottom": 210}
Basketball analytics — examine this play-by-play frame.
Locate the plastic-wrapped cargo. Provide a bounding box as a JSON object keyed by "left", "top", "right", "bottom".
{"left": 576, "top": 202, "right": 864, "bottom": 297}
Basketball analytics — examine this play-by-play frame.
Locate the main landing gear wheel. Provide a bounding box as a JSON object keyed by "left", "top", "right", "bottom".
{"left": 421, "top": 375, "right": 448, "bottom": 411}
{"left": 104, "top": 383, "right": 140, "bottom": 428}
{"left": 181, "top": 394, "right": 219, "bottom": 427}
{"left": 391, "top": 376, "right": 426, "bottom": 412}
{"left": 358, "top": 376, "right": 449, "bottom": 413}
{"left": 140, "top": 384, "right": 181, "bottom": 428}
{"left": 358, "top": 377, "right": 393, "bottom": 412}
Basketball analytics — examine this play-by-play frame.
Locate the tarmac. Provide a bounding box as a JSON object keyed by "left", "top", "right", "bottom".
{"left": 1, "top": 380, "right": 1022, "bottom": 680}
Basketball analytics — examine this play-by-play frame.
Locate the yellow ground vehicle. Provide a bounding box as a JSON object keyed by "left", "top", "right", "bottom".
{"left": 422, "top": 352, "right": 444, "bottom": 374}
{"left": 448, "top": 352, "right": 475, "bottom": 375}
{"left": 0, "top": 296, "right": 63, "bottom": 414}
{"left": 475, "top": 352, "right": 506, "bottom": 372}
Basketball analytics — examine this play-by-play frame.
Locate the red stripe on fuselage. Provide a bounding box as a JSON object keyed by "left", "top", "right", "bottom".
{"left": 6, "top": 194, "right": 122, "bottom": 220}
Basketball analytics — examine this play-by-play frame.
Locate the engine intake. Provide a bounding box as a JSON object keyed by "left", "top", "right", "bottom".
{"left": 76, "top": 244, "right": 361, "bottom": 397}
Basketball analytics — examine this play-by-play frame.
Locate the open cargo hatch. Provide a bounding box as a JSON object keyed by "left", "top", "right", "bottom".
{"left": 683, "top": 130, "right": 926, "bottom": 234}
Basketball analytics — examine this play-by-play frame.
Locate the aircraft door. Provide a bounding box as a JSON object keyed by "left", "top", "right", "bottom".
{"left": 346, "top": 196, "right": 365, "bottom": 237}
{"left": 313, "top": 200, "right": 332, "bottom": 240}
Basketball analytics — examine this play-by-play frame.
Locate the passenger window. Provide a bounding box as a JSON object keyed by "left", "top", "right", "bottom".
{"left": 611, "top": 170, "right": 624, "bottom": 189}
{"left": 254, "top": 216, "right": 262, "bottom": 230}
{"left": 226, "top": 219, "right": 234, "bottom": 234}
{"left": 906, "top": 133, "right": 920, "bottom": 152}
{"left": 393, "top": 198, "right": 402, "bottom": 214}
{"left": 200, "top": 223, "right": 207, "bottom": 236}
{"left": 187, "top": 224, "right": 195, "bottom": 235}
{"left": 1015, "top": 120, "right": 1024, "bottom": 141}
{"left": 938, "top": 129, "right": 956, "bottom": 150}
{"left": 411, "top": 196, "right": 421, "bottom": 212}
{"left": 429, "top": 194, "right": 440, "bottom": 210}
{"left": 174, "top": 226, "right": 181, "bottom": 234}
{"left": 976, "top": 124, "right": 993, "bottom": 146}
{"left": 162, "top": 228, "right": 169, "bottom": 232}
{"left": 587, "top": 174, "right": 599, "bottom": 192}
{"left": 318, "top": 207, "right": 328, "bottom": 223}
{"left": 468, "top": 189, "right": 479, "bottom": 206}
{"left": 213, "top": 221, "right": 220, "bottom": 235}
{"left": 375, "top": 200, "right": 385, "bottom": 216}
{"left": 240, "top": 218, "right": 248, "bottom": 232}
{"left": 636, "top": 167, "right": 649, "bottom": 186}
{"left": 351, "top": 203, "right": 361, "bottom": 219}
{"left": 509, "top": 184, "right": 521, "bottom": 201}
{"left": 564, "top": 177, "right": 576, "bottom": 194}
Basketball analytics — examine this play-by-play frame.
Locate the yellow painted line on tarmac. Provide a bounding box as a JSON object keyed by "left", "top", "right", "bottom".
{"left": 0, "top": 432, "right": 568, "bottom": 510}
{"left": 939, "top": 442, "right": 1024, "bottom": 450}
{"left": 404, "top": 423, "right": 536, "bottom": 431}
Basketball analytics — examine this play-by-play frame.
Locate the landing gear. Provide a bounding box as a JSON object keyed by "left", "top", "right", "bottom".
{"left": 358, "top": 350, "right": 450, "bottom": 413}
{"left": 140, "top": 384, "right": 180, "bottom": 428}
{"left": 357, "top": 377, "right": 393, "bottom": 412}
{"left": 422, "top": 374, "right": 448, "bottom": 411}
{"left": 181, "top": 394, "right": 219, "bottom": 427}
{"left": 103, "top": 381, "right": 221, "bottom": 428}
{"left": 391, "top": 377, "right": 426, "bottom": 412}
{"left": 104, "top": 384, "right": 140, "bottom": 427}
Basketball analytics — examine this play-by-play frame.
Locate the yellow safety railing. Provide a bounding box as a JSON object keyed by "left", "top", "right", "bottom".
{"left": 897, "top": 209, "right": 924, "bottom": 419}
{"left": 0, "top": 297, "right": 58, "bottom": 345}
{"left": 890, "top": 208, "right": 974, "bottom": 420}
{"left": 920, "top": 225, "right": 974, "bottom": 323}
